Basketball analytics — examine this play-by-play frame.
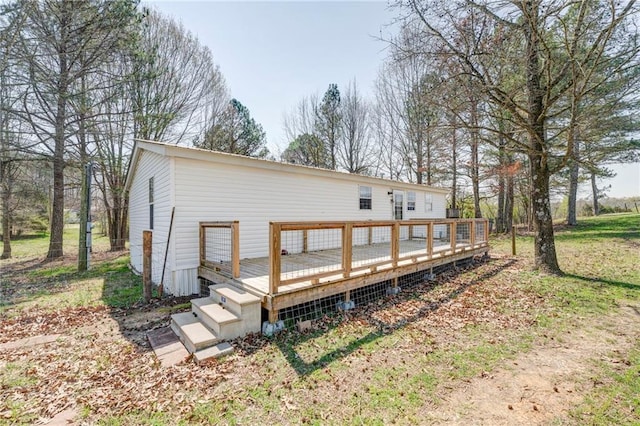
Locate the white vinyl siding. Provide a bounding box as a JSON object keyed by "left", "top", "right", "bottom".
{"left": 128, "top": 151, "right": 175, "bottom": 293}
{"left": 172, "top": 158, "right": 403, "bottom": 265}
{"left": 127, "top": 141, "right": 448, "bottom": 295}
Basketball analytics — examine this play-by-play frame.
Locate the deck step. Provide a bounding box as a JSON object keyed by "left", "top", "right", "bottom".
{"left": 194, "top": 341, "right": 234, "bottom": 364}
{"left": 170, "top": 312, "right": 218, "bottom": 353}
{"left": 191, "top": 297, "right": 243, "bottom": 339}
{"left": 209, "top": 284, "right": 262, "bottom": 335}
{"left": 211, "top": 284, "right": 260, "bottom": 310}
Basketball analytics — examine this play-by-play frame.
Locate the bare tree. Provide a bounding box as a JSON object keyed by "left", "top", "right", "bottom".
{"left": 374, "top": 49, "right": 446, "bottom": 185}
{"left": 132, "top": 9, "right": 226, "bottom": 144}
{"left": 398, "top": 0, "right": 639, "bottom": 273}
{"left": 14, "top": 0, "right": 138, "bottom": 259}
{"left": 370, "top": 93, "right": 404, "bottom": 180}
{"left": 283, "top": 94, "right": 319, "bottom": 145}
{"left": 338, "top": 80, "right": 374, "bottom": 174}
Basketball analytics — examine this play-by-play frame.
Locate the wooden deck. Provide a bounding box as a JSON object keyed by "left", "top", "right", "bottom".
{"left": 198, "top": 219, "right": 489, "bottom": 322}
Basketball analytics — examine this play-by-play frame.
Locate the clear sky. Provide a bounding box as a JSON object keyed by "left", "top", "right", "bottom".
{"left": 148, "top": 1, "right": 639, "bottom": 198}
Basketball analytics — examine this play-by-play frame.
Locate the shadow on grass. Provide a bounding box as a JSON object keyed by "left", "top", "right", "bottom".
{"left": 564, "top": 273, "right": 640, "bottom": 292}
{"left": 272, "top": 257, "right": 517, "bottom": 377}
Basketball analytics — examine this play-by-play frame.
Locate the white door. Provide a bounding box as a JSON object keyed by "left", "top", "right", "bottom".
{"left": 393, "top": 190, "right": 404, "bottom": 220}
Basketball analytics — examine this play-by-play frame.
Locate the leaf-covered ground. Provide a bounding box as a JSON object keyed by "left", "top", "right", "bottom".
{"left": 1, "top": 215, "right": 639, "bottom": 424}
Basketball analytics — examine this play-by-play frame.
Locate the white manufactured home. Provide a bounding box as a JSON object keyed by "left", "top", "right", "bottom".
{"left": 125, "top": 140, "right": 452, "bottom": 296}
{"left": 126, "top": 140, "right": 489, "bottom": 357}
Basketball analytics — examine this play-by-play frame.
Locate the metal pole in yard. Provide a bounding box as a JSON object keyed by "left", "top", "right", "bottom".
{"left": 511, "top": 223, "right": 516, "bottom": 256}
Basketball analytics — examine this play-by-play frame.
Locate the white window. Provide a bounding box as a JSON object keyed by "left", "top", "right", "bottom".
{"left": 407, "top": 191, "right": 416, "bottom": 211}
{"left": 359, "top": 186, "right": 372, "bottom": 210}
{"left": 425, "top": 193, "right": 433, "bottom": 212}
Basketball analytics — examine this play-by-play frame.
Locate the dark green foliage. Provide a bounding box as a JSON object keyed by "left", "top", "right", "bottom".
{"left": 198, "top": 98, "right": 269, "bottom": 158}
{"left": 282, "top": 133, "right": 329, "bottom": 168}
{"left": 315, "top": 84, "right": 341, "bottom": 170}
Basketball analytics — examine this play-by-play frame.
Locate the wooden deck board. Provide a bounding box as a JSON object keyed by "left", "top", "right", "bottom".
{"left": 199, "top": 219, "right": 489, "bottom": 317}
{"left": 225, "top": 240, "right": 479, "bottom": 296}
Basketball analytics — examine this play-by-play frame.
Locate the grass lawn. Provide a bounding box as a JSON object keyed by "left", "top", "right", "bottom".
{"left": 0, "top": 214, "right": 638, "bottom": 425}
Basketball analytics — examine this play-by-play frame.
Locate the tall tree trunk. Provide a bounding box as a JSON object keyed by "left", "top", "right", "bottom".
{"left": 0, "top": 57, "right": 10, "bottom": 259}
{"left": 416, "top": 130, "right": 423, "bottom": 184}
{"left": 47, "top": 139, "right": 65, "bottom": 259}
{"left": 0, "top": 161, "right": 11, "bottom": 259}
{"left": 567, "top": 142, "right": 579, "bottom": 225}
{"left": 106, "top": 191, "right": 128, "bottom": 251}
{"left": 505, "top": 160, "right": 514, "bottom": 233}
{"left": 46, "top": 4, "right": 70, "bottom": 260}
{"left": 529, "top": 151, "right": 560, "bottom": 273}
{"left": 567, "top": 110, "right": 580, "bottom": 226}
{"left": 496, "top": 134, "right": 506, "bottom": 233}
{"left": 425, "top": 130, "right": 432, "bottom": 186}
{"left": 451, "top": 121, "right": 457, "bottom": 210}
{"left": 524, "top": 0, "right": 561, "bottom": 274}
{"left": 470, "top": 96, "right": 481, "bottom": 218}
{"left": 78, "top": 162, "right": 89, "bottom": 270}
{"left": 591, "top": 172, "right": 599, "bottom": 216}
{"left": 78, "top": 74, "right": 89, "bottom": 271}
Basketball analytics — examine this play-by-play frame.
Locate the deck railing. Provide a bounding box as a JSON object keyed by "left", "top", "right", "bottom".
{"left": 269, "top": 218, "right": 488, "bottom": 294}
{"left": 199, "top": 221, "right": 240, "bottom": 278}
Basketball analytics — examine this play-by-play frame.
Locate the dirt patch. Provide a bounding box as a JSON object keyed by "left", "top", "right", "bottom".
{"left": 423, "top": 302, "right": 640, "bottom": 425}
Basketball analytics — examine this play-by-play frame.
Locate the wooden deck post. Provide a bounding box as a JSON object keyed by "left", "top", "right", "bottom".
{"left": 199, "top": 223, "right": 205, "bottom": 266}
{"left": 427, "top": 222, "right": 433, "bottom": 257}
{"left": 451, "top": 222, "right": 457, "bottom": 254}
{"left": 470, "top": 219, "right": 476, "bottom": 247}
{"left": 485, "top": 219, "right": 489, "bottom": 243}
{"left": 368, "top": 226, "right": 373, "bottom": 245}
{"left": 232, "top": 221, "right": 240, "bottom": 278}
{"left": 143, "top": 230, "right": 152, "bottom": 303}
{"left": 269, "top": 222, "right": 281, "bottom": 296}
{"left": 391, "top": 222, "right": 399, "bottom": 267}
{"left": 342, "top": 223, "right": 353, "bottom": 278}
{"left": 302, "top": 229, "right": 308, "bottom": 253}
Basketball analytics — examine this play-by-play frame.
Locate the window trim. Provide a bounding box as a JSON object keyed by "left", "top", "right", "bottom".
{"left": 359, "top": 185, "right": 372, "bottom": 210}
{"left": 425, "top": 193, "right": 433, "bottom": 212}
{"left": 407, "top": 191, "right": 416, "bottom": 211}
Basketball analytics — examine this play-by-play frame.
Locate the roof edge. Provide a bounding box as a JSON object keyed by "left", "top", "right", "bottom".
{"left": 127, "top": 139, "right": 451, "bottom": 194}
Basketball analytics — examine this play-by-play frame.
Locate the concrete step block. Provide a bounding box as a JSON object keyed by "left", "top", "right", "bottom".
{"left": 170, "top": 312, "right": 218, "bottom": 353}
{"left": 210, "top": 284, "right": 260, "bottom": 311}
{"left": 194, "top": 342, "right": 234, "bottom": 364}
{"left": 209, "top": 284, "right": 262, "bottom": 335}
{"left": 191, "top": 297, "right": 243, "bottom": 340}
